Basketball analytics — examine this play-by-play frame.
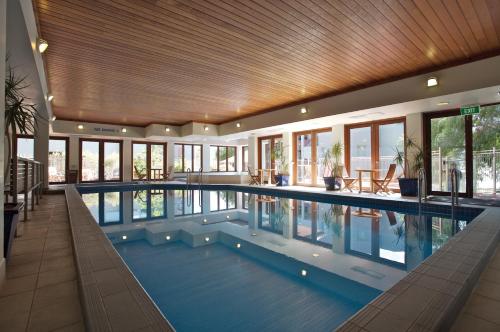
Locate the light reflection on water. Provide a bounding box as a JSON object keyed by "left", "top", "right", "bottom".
{"left": 81, "top": 189, "right": 470, "bottom": 272}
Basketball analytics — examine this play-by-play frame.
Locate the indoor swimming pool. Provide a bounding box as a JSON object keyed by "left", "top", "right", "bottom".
{"left": 78, "top": 184, "right": 483, "bottom": 331}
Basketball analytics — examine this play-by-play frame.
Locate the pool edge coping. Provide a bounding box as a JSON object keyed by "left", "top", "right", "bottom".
{"left": 66, "top": 182, "right": 499, "bottom": 332}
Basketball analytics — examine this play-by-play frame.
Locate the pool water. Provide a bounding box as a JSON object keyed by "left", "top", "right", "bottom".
{"left": 79, "top": 186, "right": 479, "bottom": 331}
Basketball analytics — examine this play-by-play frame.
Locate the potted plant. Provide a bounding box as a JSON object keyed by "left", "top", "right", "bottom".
{"left": 322, "top": 141, "right": 343, "bottom": 191}
{"left": 393, "top": 137, "right": 423, "bottom": 196}
{"left": 272, "top": 142, "right": 289, "bottom": 186}
{"left": 4, "top": 60, "right": 40, "bottom": 258}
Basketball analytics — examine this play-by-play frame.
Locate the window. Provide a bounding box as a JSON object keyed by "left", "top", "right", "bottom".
{"left": 258, "top": 135, "right": 283, "bottom": 181}
{"left": 242, "top": 192, "right": 249, "bottom": 210}
{"left": 132, "top": 189, "right": 166, "bottom": 220}
{"left": 132, "top": 142, "right": 167, "bottom": 180}
{"left": 80, "top": 139, "right": 122, "bottom": 182}
{"left": 48, "top": 137, "right": 68, "bottom": 183}
{"left": 174, "top": 190, "right": 202, "bottom": 216}
{"left": 210, "top": 191, "right": 237, "bottom": 211}
{"left": 17, "top": 136, "right": 34, "bottom": 159}
{"left": 210, "top": 146, "right": 237, "bottom": 172}
{"left": 174, "top": 144, "right": 202, "bottom": 172}
{"left": 81, "top": 192, "right": 123, "bottom": 226}
{"left": 242, "top": 146, "right": 248, "bottom": 172}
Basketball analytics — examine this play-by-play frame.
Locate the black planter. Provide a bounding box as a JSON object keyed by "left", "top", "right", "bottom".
{"left": 398, "top": 178, "right": 418, "bottom": 197}
{"left": 274, "top": 175, "right": 290, "bottom": 186}
{"left": 4, "top": 202, "right": 24, "bottom": 261}
{"left": 323, "top": 176, "right": 342, "bottom": 191}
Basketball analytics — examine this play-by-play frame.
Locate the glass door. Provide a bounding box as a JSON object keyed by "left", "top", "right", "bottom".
{"left": 258, "top": 135, "right": 283, "bottom": 183}
{"left": 296, "top": 133, "right": 313, "bottom": 185}
{"left": 348, "top": 126, "right": 372, "bottom": 177}
{"left": 293, "top": 129, "right": 333, "bottom": 186}
{"left": 80, "top": 139, "right": 122, "bottom": 182}
{"left": 81, "top": 140, "right": 100, "bottom": 182}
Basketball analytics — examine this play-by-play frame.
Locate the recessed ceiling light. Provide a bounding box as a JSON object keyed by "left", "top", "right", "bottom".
{"left": 165, "top": 127, "right": 170, "bottom": 132}
{"left": 77, "top": 124, "right": 84, "bottom": 130}
{"left": 437, "top": 101, "right": 449, "bottom": 106}
{"left": 166, "top": 235, "right": 171, "bottom": 240}
{"left": 204, "top": 125, "right": 209, "bottom": 131}
{"left": 236, "top": 243, "right": 241, "bottom": 248}
{"left": 427, "top": 77, "right": 438, "bottom": 87}
{"left": 47, "top": 94, "right": 54, "bottom": 102}
{"left": 121, "top": 128, "right": 127, "bottom": 133}
{"left": 300, "top": 107, "right": 308, "bottom": 114}
{"left": 236, "top": 122, "right": 241, "bottom": 128}
{"left": 300, "top": 269, "right": 307, "bottom": 277}
{"left": 312, "top": 253, "right": 320, "bottom": 257}
{"left": 122, "top": 235, "right": 127, "bottom": 240}
{"left": 38, "top": 38, "right": 48, "bottom": 53}
{"left": 204, "top": 236, "right": 210, "bottom": 242}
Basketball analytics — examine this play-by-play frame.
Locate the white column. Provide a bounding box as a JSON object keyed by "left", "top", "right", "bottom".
{"left": 122, "top": 191, "right": 133, "bottom": 224}
{"left": 405, "top": 113, "right": 424, "bottom": 173}
{"left": 282, "top": 132, "right": 293, "bottom": 182}
{"left": 68, "top": 135, "right": 79, "bottom": 171}
{"left": 34, "top": 120, "right": 49, "bottom": 188}
{"left": 248, "top": 135, "right": 258, "bottom": 169}
{"left": 0, "top": 0, "right": 7, "bottom": 285}
{"left": 202, "top": 143, "right": 210, "bottom": 173}
{"left": 122, "top": 139, "right": 132, "bottom": 182}
{"left": 166, "top": 142, "right": 175, "bottom": 175}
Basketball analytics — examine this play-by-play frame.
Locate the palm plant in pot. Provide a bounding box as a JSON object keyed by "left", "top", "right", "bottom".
{"left": 4, "top": 61, "right": 40, "bottom": 259}
{"left": 272, "top": 141, "right": 289, "bottom": 186}
{"left": 322, "top": 141, "right": 343, "bottom": 191}
{"left": 393, "top": 137, "right": 423, "bottom": 196}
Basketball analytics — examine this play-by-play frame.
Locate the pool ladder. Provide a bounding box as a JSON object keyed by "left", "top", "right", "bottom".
{"left": 417, "top": 168, "right": 427, "bottom": 214}
{"left": 450, "top": 167, "right": 460, "bottom": 223}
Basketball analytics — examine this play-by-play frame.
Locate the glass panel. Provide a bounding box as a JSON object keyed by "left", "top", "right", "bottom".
{"left": 174, "top": 145, "right": 183, "bottom": 172}
{"left": 316, "top": 131, "right": 333, "bottom": 185}
{"left": 103, "top": 192, "right": 121, "bottom": 223}
{"left": 133, "top": 190, "right": 148, "bottom": 220}
{"left": 17, "top": 137, "right": 34, "bottom": 159}
{"left": 316, "top": 203, "right": 337, "bottom": 246}
{"left": 219, "top": 191, "right": 228, "bottom": 210}
{"left": 132, "top": 143, "right": 147, "bottom": 180}
{"left": 242, "top": 146, "right": 248, "bottom": 172}
{"left": 350, "top": 208, "right": 372, "bottom": 255}
{"left": 296, "top": 134, "right": 312, "bottom": 184}
{"left": 150, "top": 190, "right": 165, "bottom": 217}
{"left": 104, "top": 142, "right": 121, "bottom": 181}
{"left": 227, "top": 147, "right": 236, "bottom": 171}
{"left": 81, "top": 141, "right": 100, "bottom": 182}
{"left": 48, "top": 139, "right": 67, "bottom": 183}
{"left": 218, "top": 146, "right": 227, "bottom": 171}
{"left": 150, "top": 144, "right": 164, "bottom": 180}
{"left": 193, "top": 145, "right": 202, "bottom": 172}
{"left": 82, "top": 193, "right": 99, "bottom": 222}
{"left": 378, "top": 211, "right": 405, "bottom": 264}
{"left": 174, "top": 190, "right": 184, "bottom": 216}
{"left": 227, "top": 191, "right": 236, "bottom": 209}
{"left": 295, "top": 201, "right": 313, "bottom": 239}
{"left": 378, "top": 122, "right": 404, "bottom": 183}
{"left": 193, "top": 190, "right": 202, "bottom": 214}
{"left": 261, "top": 139, "right": 271, "bottom": 169}
{"left": 210, "top": 146, "right": 218, "bottom": 171}
{"left": 472, "top": 104, "right": 500, "bottom": 198}
{"left": 210, "top": 191, "right": 219, "bottom": 211}
{"left": 349, "top": 127, "right": 371, "bottom": 177}
{"left": 430, "top": 115, "right": 466, "bottom": 193}
{"left": 183, "top": 145, "right": 192, "bottom": 172}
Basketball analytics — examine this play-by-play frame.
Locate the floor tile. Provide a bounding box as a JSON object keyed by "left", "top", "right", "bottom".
{"left": 0, "top": 274, "right": 38, "bottom": 297}
{"left": 37, "top": 266, "right": 77, "bottom": 289}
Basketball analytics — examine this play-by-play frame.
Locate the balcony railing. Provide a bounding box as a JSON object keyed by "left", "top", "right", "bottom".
{"left": 7, "top": 157, "right": 44, "bottom": 220}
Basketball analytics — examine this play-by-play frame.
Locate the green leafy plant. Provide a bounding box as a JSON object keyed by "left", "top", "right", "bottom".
{"left": 394, "top": 137, "right": 423, "bottom": 178}
{"left": 4, "top": 62, "right": 41, "bottom": 180}
{"left": 322, "top": 141, "right": 343, "bottom": 178}
{"left": 272, "top": 141, "right": 289, "bottom": 175}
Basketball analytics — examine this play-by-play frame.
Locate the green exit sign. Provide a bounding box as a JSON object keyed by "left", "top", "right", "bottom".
{"left": 460, "top": 105, "right": 480, "bottom": 115}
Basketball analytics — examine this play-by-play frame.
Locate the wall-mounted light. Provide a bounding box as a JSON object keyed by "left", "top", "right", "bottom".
{"left": 166, "top": 235, "right": 171, "bottom": 241}
{"left": 300, "top": 107, "right": 308, "bottom": 114}
{"left": 121, "top": 128, "right": 127, "bottom": 133}
{"left": 122, "top": 235, "right": 127, "bottom": 240}
{"left": 38, "top": 38, "right": 48, "bottom": 53}
{"left": 77, "top": 124, "right": 84, "bottom": 130}
{"left": 165, "top": 127, "right": 170, "bottom": 132}
{"left": 427, "top": 77, "right": 438, "bottom": 87}
{"left": 204, "top": 125, "right": 209, "bottom": 131}
{"left": 204, "top": 236, "right": 210, "bottom": 242}
{"left": 226, "top": 215, "right": 230, "bottom": 219}
{"left": 51, "top": 115, "right": 57, "bottom": 122}
{"left": 203, "top": 218, "right": 207, "bottom": 223}
{"left": 47, "top": 94, "right": 54, "bottom": 102}
{"left": 236, "top": 122, "right": 241, "bottom": 128}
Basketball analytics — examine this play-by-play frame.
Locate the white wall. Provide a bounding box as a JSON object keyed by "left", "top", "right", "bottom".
{"left": 0, "top": 0, "right": 7, "bottom": 286}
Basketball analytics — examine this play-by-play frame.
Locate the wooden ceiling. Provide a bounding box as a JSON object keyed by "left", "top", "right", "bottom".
{"left": 35, "top": 0, "right": 500, "bottom": 126}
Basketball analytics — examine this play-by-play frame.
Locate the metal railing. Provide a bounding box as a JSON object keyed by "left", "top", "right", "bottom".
{"left": 417, "top": 168, "right": 427, "bottom": 207}
{"left": 7, "top": 157, "right": 44, "bottom": 220}
{"left": 450, "top": 167, "right": 460, "bottom": 222}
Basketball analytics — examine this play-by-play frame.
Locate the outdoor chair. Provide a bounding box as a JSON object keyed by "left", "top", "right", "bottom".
{"left": 248, "top": 166, "right": 261, "bottom": 185}
{"left": 162, "top": 165, "right": 174, "bottom": 181}
{"left": 342, "top": 167, "right": 358, "bottom": 192}
{"left": 134, "top": 166, "right": 147, "bottom": 180}
{"left": 373, "top": 164, "right": 397, "bottom": 193}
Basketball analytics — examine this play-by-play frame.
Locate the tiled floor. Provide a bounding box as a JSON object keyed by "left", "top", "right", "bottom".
{"left": 452, "top": 243, "right": 500, "bottom": 331}
{"left": 0, "top": 194, "right": 85, "bottom": 331}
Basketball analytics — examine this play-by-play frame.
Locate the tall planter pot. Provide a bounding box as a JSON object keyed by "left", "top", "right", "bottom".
{"left": 323, "top": 176, "right": 342, "bottom": 191}
{"left": 398, "top": 178, "right": 418, "bottom": 197}
{"left": 274, "top": 175, "right": 289, "bottom": 186}
{"left": 4, "top": 202, "right": 24, "bottom": 261}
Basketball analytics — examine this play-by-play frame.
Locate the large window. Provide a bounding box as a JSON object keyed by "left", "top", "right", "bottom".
{"left": 80, "top": 139, "right": 122, "bottom": 182}
{"left": 17, "top": 135, "right": 34, "bottom": 159}
{"left": 210, "top": 146, "right": 237, "bottom": 172}
{"left": 346, "top": 118, "right": 405, "bottom": 189}
{"left": 174, "top": 144, "right": 202, "bottom": 172}
{"left": 132, "top": 142, "right": 167, "bottom": 180}
{"left": 48, "top": 137, "right": 68, "bottom": 183}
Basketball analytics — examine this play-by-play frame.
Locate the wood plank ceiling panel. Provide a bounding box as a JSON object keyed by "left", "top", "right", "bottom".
{"left": 34, "top": 0, "right": 500, "bottom": 126}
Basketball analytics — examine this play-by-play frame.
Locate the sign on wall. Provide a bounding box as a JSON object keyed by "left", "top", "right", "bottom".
{"left": 460, "top": 105, "right": 480, "bottom": 116}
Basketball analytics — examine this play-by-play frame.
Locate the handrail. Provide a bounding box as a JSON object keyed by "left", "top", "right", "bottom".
{"left": 450, "top": 167, "right": 459, "bottom": 222}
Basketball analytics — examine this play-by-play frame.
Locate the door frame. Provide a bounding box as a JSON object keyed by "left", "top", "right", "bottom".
{"left": 79, "top": 138, "right": 123, "bottom": 183}
{"left": 257, "top": 134, "right": 283, "bottom": 181}
{"left": 292, "top": 127, "right": 332, "bottom": 186}
{"left": 48, "top": 136, "right": 70, "bottom": 184}
{"left": 131, "top": 141, "right": 167, "bottom": 180}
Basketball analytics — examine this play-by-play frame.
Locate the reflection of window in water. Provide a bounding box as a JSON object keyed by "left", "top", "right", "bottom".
{"left": 133, "top": 190, "right": 148, "bottom": 220}
{"left": 210, "top": 191, "right": 236, "bottom": 212}
{"left": 82, "top": 193, "right": 99, "bottom": 222}
{"left": 175, "top": 190, "right": 202, "bottom": 216}
{"left": 378, "top": 211, "right": 405, "bottom": 264}
{"left": 104, "top": 192, "right": 121, "bottom": 223}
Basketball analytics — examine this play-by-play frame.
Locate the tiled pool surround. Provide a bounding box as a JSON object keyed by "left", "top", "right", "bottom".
{"left": 67, "top": 183, "right": 498, "bottom": 331}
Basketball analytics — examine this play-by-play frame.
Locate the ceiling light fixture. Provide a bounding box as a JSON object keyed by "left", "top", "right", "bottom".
{"left": 121, "top": 128, "right": 127, "bottom": 133}
{"left": 204, "top": 125, "right": 209, "bottom": 131}
{"left": 77, "top": 124, "right": 84, "bottom": 130}
{"left": 300, "top": 107, "right": 308, "bottom": 114}
{"left": 437, "top": 101, "right": 449, "bottom": 106}
{"left": 236, "top": 122, "right": 241, "bottom": 128}
{"left": 427, "top": 77, "right": 438, "bottom": 87}
{"left": 51, "top": 115, "right": 56, "bottom": 122}
{"left": 47, "top": 94, "right": 54, "bottom": 102}
{"left": 165, "top": 127, "right": 170, "bottom": 132}
{"left": 38, "top": 38, "right": 48, "bottom": 53}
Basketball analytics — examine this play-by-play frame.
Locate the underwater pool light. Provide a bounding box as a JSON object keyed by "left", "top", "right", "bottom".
{"left": 166, "top": 235, "right": 171, "bottom": 240}
{"left": 205, "top": 236, "right": 210, "bottom": 242}
{"left": 301, "top": 269, "right": 307, "bottom": 277}
{"left": 312, "top": 253, "right": 320, "bottom": 257}
{"left": 122, "top": 235, "right": 127, "bottom": 240}
{"left": 236, "top": 243, "right": 241, "bottom": 248}
{"left": 203, "top": 218, "right": 207, "bottom": 223}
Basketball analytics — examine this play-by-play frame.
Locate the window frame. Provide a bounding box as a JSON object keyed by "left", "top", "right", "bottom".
{"left": 15, "top": 134, "right": 35, "bottom": 160}
{"left": 131, "top": 141, "right": 167, "bottom": 180}
{"left": 48, "top": 136, "right": 70, "bottom": 184}
{"left": 209, "top": 145, "right": 238, "bottom": 172}
{"left": 79, "top": 138, "right": 123, "bottom": 183}
{"left": 174, "top": 143, "right": 203, "bottom": 172}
